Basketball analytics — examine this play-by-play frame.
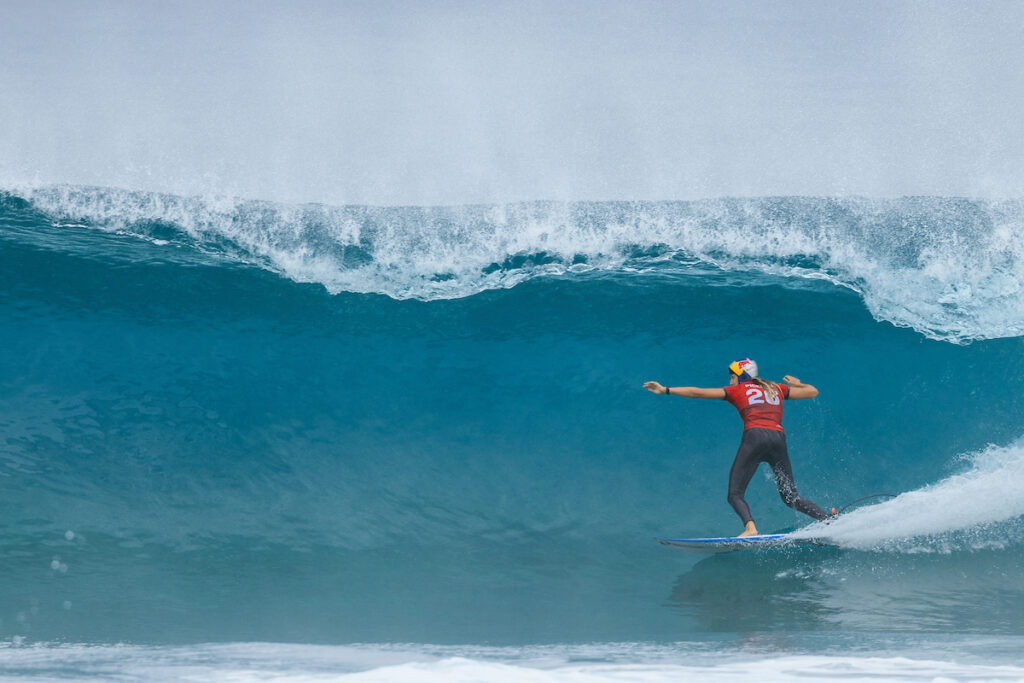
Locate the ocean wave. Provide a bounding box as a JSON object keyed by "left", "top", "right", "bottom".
{"left": 4, "top": 184, "right": 1024, "bottom": 342}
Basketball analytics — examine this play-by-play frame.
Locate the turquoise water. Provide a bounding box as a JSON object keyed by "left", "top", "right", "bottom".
{"left": 2, "top": 186, "right": 1024, "bottom": 676}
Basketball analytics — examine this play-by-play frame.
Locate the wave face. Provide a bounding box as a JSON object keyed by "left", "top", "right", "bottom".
{"left": 2, "top": 185, "right": 1024, "bottom": 651}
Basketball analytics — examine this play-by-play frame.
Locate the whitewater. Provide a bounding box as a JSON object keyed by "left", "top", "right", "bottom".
{"left": 3, "top": 185, "right": 1024, "bottom": 680}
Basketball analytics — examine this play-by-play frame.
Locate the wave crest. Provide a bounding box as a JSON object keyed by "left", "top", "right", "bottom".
{"left": 6, "top": 184, "right": 1024, "bottom": 342}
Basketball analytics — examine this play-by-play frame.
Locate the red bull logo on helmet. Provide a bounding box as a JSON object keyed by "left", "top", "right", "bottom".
{"left": 729, "top": 358, "right": 759, "bottom": 381}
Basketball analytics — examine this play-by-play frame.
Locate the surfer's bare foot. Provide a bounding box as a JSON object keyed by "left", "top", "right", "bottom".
{"left": 738, "top": 521, "right": 758, "bottom": 537}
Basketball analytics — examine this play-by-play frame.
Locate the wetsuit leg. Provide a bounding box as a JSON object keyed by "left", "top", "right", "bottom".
{"left": 727, "top": 429, "right": 762, "bottom": 525}
{"left": 765, "top": 432, "right": 829, "bottom": 521}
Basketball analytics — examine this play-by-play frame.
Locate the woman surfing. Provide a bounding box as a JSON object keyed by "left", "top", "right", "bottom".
{"left": 644, "top": 358, "right": 831, "bottom": 537}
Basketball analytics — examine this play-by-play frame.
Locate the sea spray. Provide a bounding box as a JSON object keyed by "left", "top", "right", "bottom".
{"left": 795, "top": 439, "right": 1024, "bottom": 551}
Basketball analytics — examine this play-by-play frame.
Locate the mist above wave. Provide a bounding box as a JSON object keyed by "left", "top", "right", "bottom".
{"left": 7, "top": 184, "right": 1024, "bottom": 342}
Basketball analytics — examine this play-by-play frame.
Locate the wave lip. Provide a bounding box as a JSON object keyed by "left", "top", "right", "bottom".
{"left": 6, "top": 184, "right": 1024, "bottom": 342}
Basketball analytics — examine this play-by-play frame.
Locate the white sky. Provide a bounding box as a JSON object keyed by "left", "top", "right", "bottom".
{"left": 1, "top": 0, "right": 1022, "bottom": 205}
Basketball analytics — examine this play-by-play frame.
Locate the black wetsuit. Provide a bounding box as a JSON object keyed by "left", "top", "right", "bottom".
{"left": 727, "top": 427, "right": 829, "bottom": 524}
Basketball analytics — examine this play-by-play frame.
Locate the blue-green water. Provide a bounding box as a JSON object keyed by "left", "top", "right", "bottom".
{"left": 2, "top": 186, "right": 1024, "bottom": 677}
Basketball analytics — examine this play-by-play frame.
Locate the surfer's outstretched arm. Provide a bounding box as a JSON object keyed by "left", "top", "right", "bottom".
{"left": 643, "top": 382, "right": 726, "bottom": 399}
{"left": 782, "top": 375, "right": 818, "bottom": 400}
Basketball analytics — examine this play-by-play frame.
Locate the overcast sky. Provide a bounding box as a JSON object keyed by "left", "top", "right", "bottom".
{"left": 1, "top": 0, "right": 1022, "bottom": 205}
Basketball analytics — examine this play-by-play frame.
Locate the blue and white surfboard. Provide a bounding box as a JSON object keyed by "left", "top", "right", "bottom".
{"left": 657, "top": 534, "right": 830, "bottom": 554}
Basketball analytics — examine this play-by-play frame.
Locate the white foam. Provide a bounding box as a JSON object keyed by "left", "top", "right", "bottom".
{"left": 339, "top": 656, "right": 1024, "bottom": 683}
{"left": 1, "top": 642, "right": 1023, "bottom": 682}
{"left": 795, "top": 439, "right": 1024, "bottom": 551}
{"left": 7, "top": 184, "right": 1024, "bottom": 342}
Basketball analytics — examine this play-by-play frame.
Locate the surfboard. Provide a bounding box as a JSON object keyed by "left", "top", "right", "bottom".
{"left": 656, "top": 534, "right": 828, "bottom": 554}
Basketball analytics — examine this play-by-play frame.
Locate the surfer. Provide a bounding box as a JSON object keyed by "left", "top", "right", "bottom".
{"left": 644, "top": 358, "right": 831, "bottom": 537}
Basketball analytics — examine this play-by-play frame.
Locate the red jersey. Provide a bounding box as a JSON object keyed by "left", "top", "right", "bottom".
{"left": 723, "top": 381, "right": 790, "bottom": 432}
